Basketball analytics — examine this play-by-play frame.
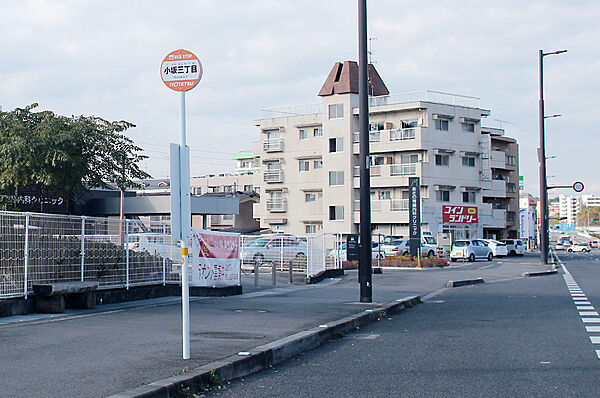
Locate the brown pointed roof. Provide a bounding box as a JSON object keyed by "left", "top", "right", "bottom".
{"left": 318, "top": 61, "right": 389, "bottom": 97}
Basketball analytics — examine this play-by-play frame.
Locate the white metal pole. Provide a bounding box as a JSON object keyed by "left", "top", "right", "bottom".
{"left": 125, "top": 219, "right": 130, "bottom": 289}
{"left": 81, "top": 217, "right": 86, "bottom": 281}
{"left": 24, "top": 213, "right": 30, "bottom": 299}
{"left": 180, "top": 91, "right": 191, "bottom": 360}
{"left": 162, "top": 223, "right": 166, "bottom": 286}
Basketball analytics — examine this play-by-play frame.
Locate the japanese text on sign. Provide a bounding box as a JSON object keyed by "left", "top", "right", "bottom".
{"left": 160, "top": 49, "right": 202, "bottom": 92}
{"left": 442, "top": 205, "right": 479, "bottom": 224}
{"left": 191, "top": 229, "right": 240, "bottom": 287}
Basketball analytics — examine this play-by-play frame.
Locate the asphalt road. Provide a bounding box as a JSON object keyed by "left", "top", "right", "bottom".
{"left": 206, "top": 251, "right": 600, "bottom": 397}
{"left": 0, "top": 254, "right": 559, "bottom": 397}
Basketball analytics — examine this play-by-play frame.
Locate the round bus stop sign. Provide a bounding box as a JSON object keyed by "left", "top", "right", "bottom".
{"left": 573, "top": 181, "right": 584, "bottom": 192}
{"left": 160, "top": 49, "right": 202, "bottom": 92}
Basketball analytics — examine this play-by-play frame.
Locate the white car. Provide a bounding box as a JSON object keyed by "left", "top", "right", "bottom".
{"left": 384, "top": 238, "right": 442, "bottom": 257}
{"left": 568, "top": 243, "right": 591, "bottom": 253}
{"left": 450, "top": 239, "right": 493, "bottom": 262}
{"left": 480, "top": 239, "right": 507, "bottom": 257}
{"left": 330, "top": 242, "right": 385, "bottom": 261}
{"left": 500, "top": 239, "right": 525, "bottom": 256}
{"left": 241, "top": 234, "right": 307, "bottom": 267}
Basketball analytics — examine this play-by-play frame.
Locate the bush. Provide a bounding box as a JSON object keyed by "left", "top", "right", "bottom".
{"left": 342, "top": 256, "right": 448, "bottom": 269}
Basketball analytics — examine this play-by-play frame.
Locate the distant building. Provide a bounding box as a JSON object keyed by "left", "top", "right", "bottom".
{"left": 582, "top": 194, "right": 600, "bottom": 207}
{"left": 558, "top": 195, "right": 581, "bottom": 225}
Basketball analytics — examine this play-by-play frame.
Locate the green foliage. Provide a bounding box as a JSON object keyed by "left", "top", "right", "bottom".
{"left": 577, "top": 206, "right": 600, "bottom": 225}
{"left": 0, "top": 104, "right": 150, "bottom": 201}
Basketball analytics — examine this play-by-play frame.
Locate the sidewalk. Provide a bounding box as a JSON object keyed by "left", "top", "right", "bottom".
{"left": 0, "top": 254, "right": 553, "bottom": 398}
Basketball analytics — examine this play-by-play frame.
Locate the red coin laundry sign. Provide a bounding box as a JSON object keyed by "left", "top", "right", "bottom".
{"left": 160, "top": 49, "right": 202, "bottom": 92}
{"left": 442, "top": 205, "right": 479, "bottom": 224}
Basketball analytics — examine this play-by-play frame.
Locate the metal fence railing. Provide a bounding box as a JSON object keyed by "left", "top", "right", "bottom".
{"left": 239, "top": 233, "right": 342, "bottom": 286}
{"left": 0, "top": 211, "right": 177, "bottom": 299}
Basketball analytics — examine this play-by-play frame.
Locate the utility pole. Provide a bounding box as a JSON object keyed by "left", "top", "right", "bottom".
{"left": 358, "top": 0, "right": 372, "bottom": 302}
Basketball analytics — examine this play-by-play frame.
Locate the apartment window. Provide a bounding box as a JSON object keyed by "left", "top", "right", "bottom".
{"left": 462, "top": 191, "right": 476, "bottom": 203}
{"left": 305, "top": 223, "right": 323, "bottom": 234}
{"left": 461, "top": 122, "right": 475, "bottom": 133}
{"left": 329, "top": 205, "right": 344, "bottom": 221}
{"left": 329, "top": 171, "right": 344, "bottom": 186}
{"left": 462, "top": 156, "right": 475, "bottom": 167}
{"left": 328, "top": 103, "right": 344, "bottom": 119}
{"left": 299, "top": 160, "right": 310, "bottom": 172}
{"left": 313, "top": 159, "right": 323, "bottom": 169}
{"left": 224, "top": 185, "right": 234, "bottom": 193}
{"left": 299, "top": 129, "right": 309, "bottom": 140}
{"left": 305, "top": 192, "right": 317, "bottom": 202}
{"left": 370, "top": 122, "right": 385, "bottom": 131}
{"left": 243, "top": 184, "right": 253, "bottom": 192}
{"left": 378, "top": 190, "right": 391, "bottom": 200}
{"left": 329, "top": 137, "right": 344, "bottom": 152}
{"left": 193, "top": 187, "right": 202, "bottom": 195}
{"left": 401, "top": 154, "right": 419, "bottom": 164}
{"left": 507, "top": 183, "right": 517, "bottom": 193}
{"left": 435, "top": 119, "right": 449, "bottom": 131}
{"left": 371, "top": 156, "right": 385, "bottom": 166}
{"left": 210, "top": 186, "right": 221, "bottom": 193}
{"left": 401, "top": 119, "right": 418, "bottom": 128}
{"left": 436, "top": 190, "right": 450, "bottom": 202}
{"left": 313, "top": 127, "right": 323, "bottom": 137}
{"left": 507, "top": 211, "right": 516, "bottom": 222}
{"left": 435, "top": 154, "right": 449, "bottom": 166}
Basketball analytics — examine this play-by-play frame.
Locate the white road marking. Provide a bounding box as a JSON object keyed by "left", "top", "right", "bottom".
{"left": 590, "top": 336, "right": 600, "bottom": 344}
{"left": 573, "top": 297, "right": 588, "bottom": 301}
{"left": 582, "top": 318, "right": 600, "bottom": 323}
{"left": 353, "top": 333, "right": 380, "bottom": 340}
{"left": 597, "top": 350, "right": 600, "bottom": 358}
{"left": 577, "top": 306, "right": 596, "bottom": 310}
{"left": 580, "top": 311, "right": 599, "bottom": 316}
{"left": 572, "top": 294, "right": 586, "bottom": 297}
{"left": 576, "top": 301, "right": 592, "bottom": 305}
{"left": 586, "top": 326, "right": 600, "bottom": 333}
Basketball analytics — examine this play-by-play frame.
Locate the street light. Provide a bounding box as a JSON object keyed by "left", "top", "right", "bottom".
{"left": 539, "top": 48, "right": 567, "bottom": 265}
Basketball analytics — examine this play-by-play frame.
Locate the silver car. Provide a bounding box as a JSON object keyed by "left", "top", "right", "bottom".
{"left": 241, "top": 234, "right": 307, "bottom": 267}
{"left": 450, "top": 239, "right": 493, "bottom": 262}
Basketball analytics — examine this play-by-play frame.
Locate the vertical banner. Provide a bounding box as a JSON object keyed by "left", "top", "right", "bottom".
{"left": 408, "top": 177, "right": 421, "bottom": 257}
{"left": 191, "top": 228, "right": 240, "bottom": 287}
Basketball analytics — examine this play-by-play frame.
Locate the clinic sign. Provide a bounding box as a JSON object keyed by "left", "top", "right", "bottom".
{"left": 191, "top": 229, "right": 241, "bottom": 287}
{"left": 161, "top": 49, "right": 202, "bottom": 92}
{"left": 408, "top": 177, "right": 421, "bottom": 257}
{"left": 442, "top": 205, "right": 479, "bottom": 224}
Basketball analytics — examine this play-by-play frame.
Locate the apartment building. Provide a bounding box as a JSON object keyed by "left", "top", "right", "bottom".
{"left": 558, "top": 195, "right": 581, "bottom": 225}
{"left": 251, "top": 61, "right": 519, "bottom": 240}
{"left": 582, "top": 194, "right": 600, "bottom": 208}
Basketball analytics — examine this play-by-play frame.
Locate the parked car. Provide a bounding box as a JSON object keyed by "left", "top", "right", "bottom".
{"left": 382, "top": 238, "right": 441, "bottom": 257}
{"left": 568, "top": 243, "right": 591, "bottom": 253}
{"left": 241, "top": 234, "right": 307, "bottom": 267}
{"left": 382, "top": 235, "right": 404, "bottom": 244}
{"left": 590, "top": 241, "right": 599, "bottom": 248}
{"left": 330, "top": 242, "right": 385, "bottom": 261}
{"left": 480, "top": 239, "right": 508, "bottom": 257}
{"left": 450, "top": 239, "right": 493, "bottom": 262}
{"left": 500, "top": 239, "right": 525, "bottom": 256}
{"left": 555, "top": 242, "right": 566, "bottom": 251}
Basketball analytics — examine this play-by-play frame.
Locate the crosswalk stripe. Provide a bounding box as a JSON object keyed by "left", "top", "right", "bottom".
{"left": 577, "top": 306, "right": 596, "bottom": 310}
{"left": 580, "top": 311, "right": 599, "bottom": 316}
{"left": 590, "top": 336, "right": 600, "bottom": 344}
{"left": 582, "top": 318, "right": 600, "bottom": 323}
{"left": 586, "top": 326, "right": 600, "bottom": 332}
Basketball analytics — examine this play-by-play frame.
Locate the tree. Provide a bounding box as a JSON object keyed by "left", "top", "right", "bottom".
{"left": 0, "top": 104, "right": 150, "bottom": 204}
{"left": 577, "top": 206, "right": 600, "bottom": 226}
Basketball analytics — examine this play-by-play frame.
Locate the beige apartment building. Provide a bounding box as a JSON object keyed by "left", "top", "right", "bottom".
{"left": 250, "top": 61, "right": 519, "bottom": 240}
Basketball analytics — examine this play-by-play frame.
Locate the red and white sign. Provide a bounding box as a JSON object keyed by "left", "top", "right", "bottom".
{"left": 573, "top": 181, "right": 584, "bottom": 192}
{"left": 191, "top": 229, "right": 240, "bottom": 287}
{"left": 442, "top": 205, "right": 479, "bottom": 224}
{"left": 161, "top": 49, "right": 202, "bottom": 92}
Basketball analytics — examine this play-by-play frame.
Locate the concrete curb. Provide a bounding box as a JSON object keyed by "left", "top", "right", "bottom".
{"left": 106, "top": 295, "right": 421, "bottom": 398}
{"left": 521, "top": 270, "right": 558, "bottom": 277}
{"left": 446, "top": 278, "right": 484, "bottom": 288}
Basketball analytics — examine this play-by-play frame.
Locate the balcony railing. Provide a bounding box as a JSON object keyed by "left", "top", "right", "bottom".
{"left": 390, "top": 128, "right": 416, "bottom": 141}
{"left": 266, "top": 199, "right": 287, "bottom": 212}
{"left": 355, "top": 199, "right": 409, "bottom": 212}
{"left": 390, "top": 163, "right": 417, "bottom": 176}
{"left": 369, "top": 90, "right": 480, "bottom": 108}
{"left": 264, "top": 138, "right": 283, "bottom": 152}
{"left": 264, "top": 169, "right": 283, "bottom": 183}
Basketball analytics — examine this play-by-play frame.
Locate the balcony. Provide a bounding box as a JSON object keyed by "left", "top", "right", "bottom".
{"left": 355, "top": 199, "right": 409, "bottom": 212}
{"left": 353, "top": 163, "right": 421, "bottom": 189}
{"left": 368, "top": 90, "right": 480, "bottom": 109}
{"left": 490, "top": 150, "right": 507, "bottom": 169}
{"left": 390, "top": 163, "right": 417, "bottom": 176}
{"left": 352, "top": 199, "right": 411, "bottom": 224}
{"left": 352, "top": 128, "right": 416, "bottom": 144}
{"left": 264, "top": 138, "right": 284, "bottom": 152}
{"left": 263, "top": 169, "right": 283, "bottom": 183}
{"left": 266, "top": 199, "right": 287, "bottom": 212}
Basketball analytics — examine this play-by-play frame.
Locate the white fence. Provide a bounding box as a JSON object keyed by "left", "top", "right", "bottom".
{"left": 240, "top": 233, "right": 342, "bottom": 283}
{"left": 0, "top": 211, "right": 344, "bottom": 299}
{"left": 0, "top": 211, "right": 178, "bottom": 299}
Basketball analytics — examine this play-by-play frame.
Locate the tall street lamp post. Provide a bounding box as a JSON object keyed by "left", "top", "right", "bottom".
{"left": 539, "top": 49, "right": 567, "bottom": 265}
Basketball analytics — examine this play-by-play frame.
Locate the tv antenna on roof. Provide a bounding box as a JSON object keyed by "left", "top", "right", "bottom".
{"left": 368, "top": 37, "right": 377, "bottom": 65}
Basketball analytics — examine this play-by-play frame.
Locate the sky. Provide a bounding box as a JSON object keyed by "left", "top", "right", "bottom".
{"left": 1, "top": 0, "right": 598, "bottom": 197}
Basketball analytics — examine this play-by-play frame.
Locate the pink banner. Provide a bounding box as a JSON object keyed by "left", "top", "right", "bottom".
{"left": 191, "top": 229, "right": 240, "bottom": 287}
